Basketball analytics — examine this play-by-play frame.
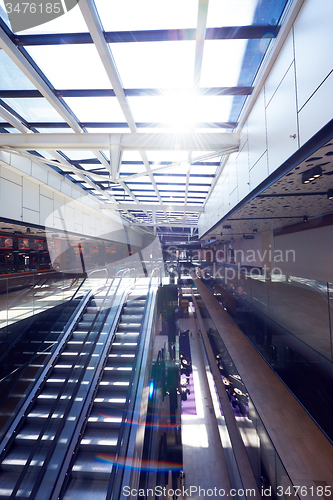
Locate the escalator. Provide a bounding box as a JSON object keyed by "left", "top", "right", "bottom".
{"left": 61, "top": 287, "right": 148, "bottom": 500}
{"left": 0, "top": 271, "right": 159, "bottom": 500}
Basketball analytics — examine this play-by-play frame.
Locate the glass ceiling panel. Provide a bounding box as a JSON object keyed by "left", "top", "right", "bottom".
{"left": 155, "top": 175, "right": 188, "bottom": 184}
{"left": 189, "top": 177, "right": 213, "bottom": 184}
{"left": 146, "top": 151, "right": 189, "bottom": 163}
{"left": 95, "top": 0, "right": 198, "bottom": 31}
{"left": 2, "top": 97, "right": 66, "bottom": 122}
{"left": 119, "top": 167, "right": 147, "bottom": 176}
{"left": 196, "top": 96, "right": 233, "bottom": 122}
{"left": 64, "top": 97, "right": 126, "bottom": 122}
{"left": 155, "top": 184, "right": 186, "bottom": 192}
{"left": 110, "top": 41, "right": 195, "bottom": 88}
{"left": 27, "top": 45, "right": 112, "bottom": 90}
{"left": 128, "top": 95, "right": 232, "bottom": 126}
{"left": 206, "top": 0, "right": 257, "bottom": 27}
{"left": 0, "top": 50, "right": 36, "bottom": 90}
{"left": 186, "top": 185, "right": 211, "bottom": 192}
{"left": 121, "top": 151, "right": 145, "bottom": 162}
{"left": 201, "top": 40, "right": 248, "bottom": 87}
{"left": 190, "top": 165, "right": 217, "bottom": 175}
{"left": 127, "top": 184, "right": 155, "bottom": 191}
{"left": 61, "top": 150, "right": 98, "bottom": 161}
{"left": 207, "top": 0, "right": 288, "bottom": 27}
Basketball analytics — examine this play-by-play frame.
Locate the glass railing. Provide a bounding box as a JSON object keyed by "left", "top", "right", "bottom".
{"left": 196, "top": 310, "right": 300, "bottom": 499}
{"left": 192, "top": 261, "right": 333, "bottom": 442}
{"left": 0, "top": 271, "right": 86, "bottom": 330}
{"left": 194, "top": 262, "right": 333, "bottom": 363}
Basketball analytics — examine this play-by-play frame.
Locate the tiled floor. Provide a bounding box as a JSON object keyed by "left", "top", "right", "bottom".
{"left": 179, "top": 308, "right": 231, "bottom": 498}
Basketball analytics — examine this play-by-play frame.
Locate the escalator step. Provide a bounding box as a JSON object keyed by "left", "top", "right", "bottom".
{"left": 26, "top": 404, "right": 65, "bottom": 424}
{"left": 110, "top": 342, "right": 137, "bottom": 352}
{"left": 71, "top": 452, "right": 113, "bottom": 480}
{"left": 61, "top": 478, "right": 109, "bottom": 500}
{"left": 121, "top": 314, "right": 143, "bottom": 322}
{"left": 117, "top": 323, "right": 141, "bottom": 332}
{"left": 79, "top": 428, "right": 119, "bottom": 453}
{"left": 0, "top": 445, "right": 47, "bottom": 473}
{"left": 82, "top": 313, "right": 96, "bottom": 322}
{"left": 94, "top": 390, "right": 127, "bottom": 408}
{"left": 87, "top": 408, "right": 123, "bottom": 429}
{"left": 15, "top": 424, "right": 56, "bottom": 446}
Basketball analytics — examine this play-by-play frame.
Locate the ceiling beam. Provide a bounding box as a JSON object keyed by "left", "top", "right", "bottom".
{"left": 109, "top": 203, "right": 203, "bottom": 212}
{"left": 0, "top": 132, "right": 239, "bottom": 151}
{"left": 15, "top": 26, "right": 279, "bottom": 46}
{"left": 0, "top": 87, "right": 253, "bottom": 98}
{"left": 193, "top": 0, "right": 209, "bottom": 89}
{"left": 1, "top": 121, "right": 238, "bottom": 130}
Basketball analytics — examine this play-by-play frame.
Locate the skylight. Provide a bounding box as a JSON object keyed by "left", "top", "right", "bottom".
{"left": 0, "top": 0, "right": 290, "bottom": 233}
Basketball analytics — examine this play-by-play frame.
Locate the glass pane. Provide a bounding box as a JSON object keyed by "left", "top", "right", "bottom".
{"left": 190, "top": 165, "right": 217, "bottom": 175}
{"left": 128, "top": 93, "right": 223, "bottom": 128}
{"left": 121, "top": 151, "right": 144, "bottom": 162}
{"left": 207, "top": 0, "right": 288, "bottom": 27}
{"left": 2, "top": 97, "right": 66, "bottom": 122}
{"left": 158, "top": 185, "right": 186, "bottom": 192}
{"left": 27, "top": 45, "right": 112, "bottom": 89}
{"left": 95, "top": 0, "right": 198, "bottom": 31}
{"left": 61, "top": 150, "right": 98, "bottom": 161}
{"left": 268, "top": 277, "right": 332, "bottom": 361}
{"left": 189, "top": 176, "right": 213, "bottom": 184}
{"left": 119, "top": 166, "right": 146, "bottom": 175}
{"left": 64, "top": 96, "right": 126, "bottom": 122}
{"left": 0, "top": 50, "right": 36, "bottom": 90}
{"left": 207, "top": 0, "right": 258, "bottom": 27}
{"left": 196, "top": 95, "right": 233, "bottom": 122}
{"left": 146, "top": 151, "right": 189, "bottom": 163}
{"left": 201, "top": 40, "right": 248, "bottom": 87}
{"left": 110, "top": 41, "right": 195, "bottom": 88}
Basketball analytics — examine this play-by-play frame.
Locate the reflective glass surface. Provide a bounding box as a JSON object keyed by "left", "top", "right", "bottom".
{"left": 94, "top": 0, "right": 198, "bottom": 31}
{"left": 27, "top": 45, "right": 112, "bottom": 89}
{"left": 3, "top": 97, "right": 66, "bottom": 122}
{"left": 0, "top": 50, "right": 36, "bottom": 90}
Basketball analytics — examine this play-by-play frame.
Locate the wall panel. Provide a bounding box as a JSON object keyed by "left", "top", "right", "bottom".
{"left": 266, "top": 64, "right": 298, "bottom": 174}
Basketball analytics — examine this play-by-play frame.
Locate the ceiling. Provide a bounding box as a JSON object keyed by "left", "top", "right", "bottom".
{"left": 0, "top": 0, "right": 291, "bottom": 238}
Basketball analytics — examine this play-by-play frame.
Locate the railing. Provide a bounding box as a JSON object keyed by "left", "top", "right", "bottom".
{"left": 0, "top": 270, "right": 86, "bottom": 330}
{"left": 193, "top": 290, "right": 300, "bottom": 498}
{"left": 194, "top": 262, "right": 333, "bottom": 363}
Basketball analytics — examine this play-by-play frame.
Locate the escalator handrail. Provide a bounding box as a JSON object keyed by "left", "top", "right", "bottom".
{"left": 107, "top": 266, "right": 161, "bottom": 499}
